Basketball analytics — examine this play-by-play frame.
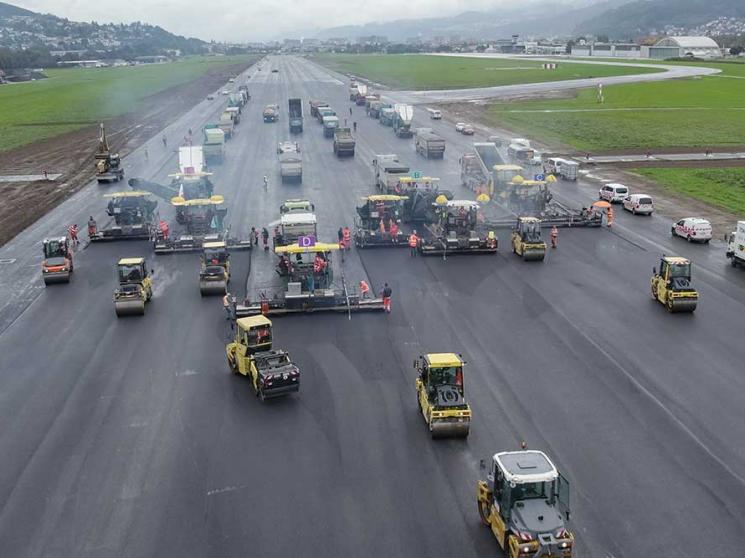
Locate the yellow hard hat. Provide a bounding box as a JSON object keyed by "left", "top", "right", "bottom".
{"left": 546, "top": 174, "right": 557, "bottom": 183}
{"left": 511, "top": 175, "right": 525, "bottom": 184}
{"left": 435, "top": 194, "right": 448, "bottom": 205}
{"left": 476, "top": 193, "right": 490, "bottom": 203}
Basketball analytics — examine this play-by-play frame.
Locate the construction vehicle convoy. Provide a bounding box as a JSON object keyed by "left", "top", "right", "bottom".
{"left": 393, "top": 104, "right": 414, "bottom": 138}
{"left": 199, "top": 241, "right": 230, "bottom": 296}
{"left": 95, "top": 123, "right": 124, "bottom": 183}
{"left": 415, "top": 130, "right": 446, "bottom": 159}
{"left": 333, "top": 127, "right": 356, "bottom": 157}
{"left": 226, "top": 315, "right": 300, "bottom": 401}
{"left": 651, "top": 255, "right": 698, "bottom": 312}
{"left": 202, "top": 125, "right": 225, "bottom": 164}
{"left": 89, "top": 191, "right": 156, "bottom": 242}
{"left": 41, "top": 237, "right": 73, "bottom": 285}
{"left": 726, "top": 221, "right": 745, "bottom": 268}
{"left": 478, "top": 450, "right": 574, "bottom": 558}
{"left": 263, "top": 104, "right": 279, "bottom": 123}
{"left": 278, "top": 141, "right": 303, "bottom": 183}
{"left": 419, "top": 200, "right": 498, "bottom": 256}
{"left": 414, "top": 353, "right": 471, "bottom": 438}
{"left": 354, "top": 195, "right": 407, "bottom": 248}
{"left": 113, "top": 257, "right": 153, "bottom": 316}
{"left": 511, "top": 217, "right": 547, "bottom": 261}
{"left": 288, "top": 98, "right": 303, "bottom": 134}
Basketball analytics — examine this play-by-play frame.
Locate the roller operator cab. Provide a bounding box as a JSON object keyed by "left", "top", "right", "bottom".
{"left": 414, "top": 353, "right": 471, "bottom": 438}
{"left": 226, "top": 316, "right": 300, "bottom": 401}
{"left": 511, "top": 217, "right": 546, "bottom": 261}
{"left": 41, "top": 237, "right": 73, "bottom": 285}
{"left": 651, "top": 256, "right": 698, "bottom": 313}
{"left": 478, "top": 450, "right": 574, "bottom": 558}
{"left": 113, "top": 257, "right": 152, "bottom": 317}
{"left": 199, "top": 241, "right": 230, "bottom": 296}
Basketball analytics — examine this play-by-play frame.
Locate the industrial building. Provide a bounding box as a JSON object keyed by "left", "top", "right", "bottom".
{"left": 647, "top": 36, "right": 722, "bottom": 59}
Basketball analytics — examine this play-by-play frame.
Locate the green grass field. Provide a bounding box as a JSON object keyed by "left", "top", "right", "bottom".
{"left": 0, "top": 55, "right": 256, "bottom": 153}
{"left": 313, "top": 54, "right": 660, "bottom": 90}
{"left": 487, "top": 61, "right": 745, "bottom": 151}
{"left": 635, "top": 167, "right": 745, "bottom": 215}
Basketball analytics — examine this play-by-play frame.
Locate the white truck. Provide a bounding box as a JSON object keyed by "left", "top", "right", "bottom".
{"left": 426, "top": 108, "right": 442, "bottom": 120}
{"left": 372, "top": 154, "right": 410, "bottom": 192}
{"left": 218, "top": 111, "right": 234, "bottom": 138}
{"left": 202, "top": 126, "right": 225, "bottom": 164}
{"left": 393, "top": 104, "right": 414, "bottom": 138}
{"left": 544, "top": 157, "right": 579, "bottom": 181}
{"left": 179, "top": 145, "right": 205, "bottom": 174}
{"left": 726, "top": 221, "right": 745, "bottom": 268}
{"left": 278, "top": 142, "right": 302, "bottom": 183}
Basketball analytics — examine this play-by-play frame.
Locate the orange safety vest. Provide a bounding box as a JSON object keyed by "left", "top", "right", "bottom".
{"left": 359, "top": 280, "right": 369, "bottom": 294}
{"left": 343, "top": 228, "right": 351, "bottom": 242}
{"left": 408, "top": 234, "right": 418, "bottom": 248}
{"left": 550, "top": 227, "right": 558, "bottom": 238}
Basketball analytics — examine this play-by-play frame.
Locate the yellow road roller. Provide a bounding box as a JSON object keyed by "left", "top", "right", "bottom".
{"left": 511, "top": 217, "right": 546, "bottom": 261}
{"left": 414, "top": 353, "right": 471, "bottom": 438}
{"left": 199, "top": 241, "right": 230, "bottom": 295}
{"left": 113, "top": 257, "right": 152, "bottom": 316}
{"left": 651, "top": 255, "right": 698, "bottom": 313}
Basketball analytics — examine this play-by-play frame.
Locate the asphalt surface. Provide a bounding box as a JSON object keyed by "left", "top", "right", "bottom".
{"left": 1, "top": 55, "right": 745, "bottom": 558}
{"left": 392, "top": 54, "right": 721, "bottom": 103}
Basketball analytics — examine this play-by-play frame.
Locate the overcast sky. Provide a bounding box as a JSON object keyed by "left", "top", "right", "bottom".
{"left": 12, "top": 0, "right": 549, "bottom": 42}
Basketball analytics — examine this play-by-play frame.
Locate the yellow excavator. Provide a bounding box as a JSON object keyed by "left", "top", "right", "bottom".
{"left": 226, "top": 315, "right": 300, "bottom": 401}
{"left": 113, "top": 257, "right": 153, "bottom": 316}
{"left": 511, "top": 217, "right": 546, "bottom": 261}
{"left": 414, "top": 353, "right": 471, "bottom": 438}
{"left": 650, "top": 255, "right": 698, "bottom": 312}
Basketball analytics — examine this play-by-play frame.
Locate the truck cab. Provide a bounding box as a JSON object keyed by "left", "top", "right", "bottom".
{"left": 478, "top": 450, "right": 573, "bottom": 557}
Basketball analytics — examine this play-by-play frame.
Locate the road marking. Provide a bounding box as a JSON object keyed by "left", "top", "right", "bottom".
{"left": 175, "top": 369, "right": 200, "bottom": 377}
{"left": 0, "top": 258, "right": 17, "bottom": 264}
{"left": 206, "top": 485, "right": 247, "bottom": 497}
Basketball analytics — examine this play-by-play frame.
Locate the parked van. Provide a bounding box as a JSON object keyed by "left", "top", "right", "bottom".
{"left": 427, "top": 108, "right": 442, "bottom": 120}
{"left": 622, "top": 194, "right": 654, "bottom": 215}
{"left": 508, "top": 143, "right": 535, "bottom": 162}
{"left": 672, "top": 217, "right": 712, "bottom": 243}
{"left": 598, "top": 183, "right": 629, "bottom": 203}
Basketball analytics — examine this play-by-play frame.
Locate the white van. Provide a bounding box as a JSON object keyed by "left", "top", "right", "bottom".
{"left": 598, "top": 183, "right": 629, "bottom": 203}
{"left": 622, "top": 194, "right": 654, "bottom": 215}
{"left": 427, "top": 108, "right": 442, "bottom": 120}
{"left": 672, "top": 217, "right": 712, "bottom": 243}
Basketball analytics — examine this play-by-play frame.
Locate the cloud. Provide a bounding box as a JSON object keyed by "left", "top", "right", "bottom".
{"left": 11, "top": 0, "right": 520, "bottom": 41}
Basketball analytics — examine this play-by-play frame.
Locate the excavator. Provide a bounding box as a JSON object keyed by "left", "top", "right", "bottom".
{"left": 41, "top": 237, "right": 73, "bottom": 285}
{"left": 226, "top": 315, "right": 300, "bottom": 401}
{"left": 95, "top": 123, "right": 124, "bottom": 183}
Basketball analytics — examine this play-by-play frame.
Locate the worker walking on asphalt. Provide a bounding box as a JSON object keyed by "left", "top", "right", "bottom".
{"left": 162, "top": 135, "right": 167, "bottom": 148}
{"left": 249, "top": 227, "right": 258, "bottom": 246}
{"left": 261, "top": 227, "right": 269, "bottom": 250}
{"left": 87, "top": 216, "right": 97, "bottom": 238}
{"left": 342, "top": 226, "right": 351, "bottom": 251}
{"left": 390, "top": 221, "right": 399, "bottom": 243}
{"left": 550, "top": 225, "right": 558, "bottom": 249}
{"left": 349, "top": 107, "right": 353, "bottom": 116}
{"left": 68, "top": 224, "right": 79, "bottom": 246}
{"left": 607, "top": 207, "right": 614, "bottom": 228}
{"left": 408, "top": 230, "right": 419, "bottom": 257}
{"left": 359, "top": 280, "right": 370, "bottom": 299}
{"left": 353, "top": 121, "right": 357, "bottom": 132}
{"left": 144, "top": 147, "right": 149, "bottom": 161}
{"left": 382, "top": 283, "right": 392, "bottom": 313}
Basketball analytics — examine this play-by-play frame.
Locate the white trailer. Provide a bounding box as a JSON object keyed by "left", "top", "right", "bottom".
{"left": 179, "top": 146, "right": 205, "bottom": 174}
{"left": 426, "top": 108, "right": 442, "bottom": 120}
{"left": 727, "top": 221, "right": 745, "bottom": 268}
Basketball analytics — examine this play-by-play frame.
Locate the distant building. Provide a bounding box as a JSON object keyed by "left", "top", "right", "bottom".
{"left": 57, "top": 60, "right": 106, "bottom": 68}
{"left": 571, "top": 42, "right": 642, "bottom": 58}
{"left": 648, "top": 36, "right": 721, "bottom": 59}
{"left": 133, "top": 55, "right": 168, "bottom": 64}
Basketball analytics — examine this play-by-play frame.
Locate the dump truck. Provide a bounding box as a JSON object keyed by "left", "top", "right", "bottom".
{"left": 113, "top": 257, "right": 152, "bottom": 317}
{"left": 349, "top": 83, "right": 359, "bottom": 101}
{"left": 333, "top": 127, "right": 355, "bottom": 156}
{"left": 202, "top": 125, "right": 225, "bottom": 164}
{"left": 415, "top": 353, "right": 471, "bottom": 438}
{"left": 272, "top": 212, "right": 317, "bottom": 247}
{"left": 415, "top": 131, "right": 446, "bottom": 159}
{"left": 288, "top": 98, "right": 303, "bottom": 134}
{"left": 309, "top": 100, "right": 329, "bottom": 118}
{"left": 367, "top": 100, "right": 383, "bottom": 118}
{"left": 322, "top": 115, "right": 339, "bottom": 138}
{"left": 364, "top": 94, "right": 380, "bottom": 110}
{"left": 726, "top": 221, "right": 745, "bottom": 268}
{"left": 478, "top": 449, "right": 574, "bottom": 557}
{"left": 41, "top": 237, "right": 73, "bottom": 285}
{"left": 355, "top": 84, "right": 368, "bottom": 105}
{"left": 95, "top": 123, "right": 124, "bottom": 182}
{"left": 317, "top": 106, "right": 335, "bottom": 123}
{"left": 199, "top": 241, "right": 230, "bottom": 296}
{"left": 263, "top": 104, "right": 279, "bottom": 123}
{"left": 461, "top": 142, "right": 504, "bottom": 196}
{"left": 419, "top": 200, "right": 498, "bottom": 256}
{"left": 278, "top": 142, "right": 302, "bottom": 183}
{"left": 393, "top": 104, "right": 414, "bottom": 138}
{"left": 511, "top": 217, "right": 547, "bottom": 261}
{"left": 219, "top": 111, "right": 235, "bottom": 138}
{"left": 89, "top": 191, "right": 157, "bottom": 242}
{"left": 379, "top": 107, "right": 396, "bottom": 126}
{"left": 354, "top": 195, "right": 408, "bottom": 248}
{"left": 426, "top": 108, "right": 442, "bottom": 120}
{"left": 651, "top": 255, "right": 698, "bottom": 312}
{"left": 372, "top": 154, "right": 410, "bottom": 192}
{"left": 228, "top": 93, "right": 244, "bottom": 111}
{"left": 225, "top": 106, "right": 241, "bottom": 124}
{"left": 238, "top": 84, "right": 251, "bottom": 100}
{"left": 226, "top": 315, "right": 300, "bottom": 401}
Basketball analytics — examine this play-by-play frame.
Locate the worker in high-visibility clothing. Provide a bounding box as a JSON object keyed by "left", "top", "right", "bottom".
{"left": 342, "top": 226, "right": 351, "bottom": 250}
{"left": 408, "top": 230, "right": 419, "bottom": 257}
{"left": 607, "top": 207, "right": 614, "bottom": 228}
{"left": 550, "top": 225, "right": 558, "bottom": 248}
{"left": 359, "top": 279, "right": 370, "bottom": 299}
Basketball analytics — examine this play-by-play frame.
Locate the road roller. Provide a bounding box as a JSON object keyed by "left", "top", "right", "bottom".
{"left": 113, "top": 257, "right": 152, "bottom": 317}
{"left": 414, "top": 353, "right": 471, "bottom": 438}
{"left": 199, "top": 241, "right": 230, "bottom": 296}
{"left": 41, "top": 237, "right": 74, "bottom": 285}
{"left": 511, "top": 216, "right": 546, "bottom": 261}
{"left": 651, "top": 255, "right": 698, "bottom": 313}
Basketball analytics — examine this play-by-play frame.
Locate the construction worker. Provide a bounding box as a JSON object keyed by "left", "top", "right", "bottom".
{"left": 68, "top": 224, "right": 79, "bottom": 246}
{"left": 379, "top": 218, "right": 386, "bottom": 239}
{"left": 408, "top": 230, "right": 419, "bottom": 257}
{"left": 390, "top": 221, "right": 399, "bottom": 243}
{"left": 261, "top": 227, "right": 270, "bottom": 250}
{"left": 87, "top": 216, "right": 97, "bottom": 238}
{"left": 337, "top": 227, "right": 344, "bottom": 246}
{"left": 342, "top": 226, "right": 351, "bottom": 251}
{"left": 353, "top": 121, "right": 357, "bottom": 132}
{"left": 382, "top": 283, "right": 392, "bottom": 313}
{"left": 249, "top": 227, "right": 258, "bottom": 246}
{"left": 487, "top": 230, "right": 496, "bottom": 249}
{"left": 607, "top": 207, "right": 614, "bottom": 228}
{"left": 162, "top": 135, "right": 167, "bottom": 148}
{"left": 144, "top": 147, "right": 149, "bottom": 161}
{"left": 359, "top": 280, "right": 370, "bottom": 299}
{"left": 550, "top": 225, "right": 558, "bottom": 249}
{"left": 159, "top": 219, "right": 170, "bottom": 240}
